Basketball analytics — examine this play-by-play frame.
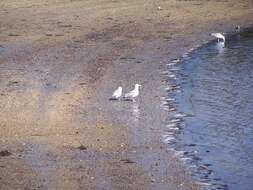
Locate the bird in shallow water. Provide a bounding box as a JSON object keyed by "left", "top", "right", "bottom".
{"left": 235, "top": 25, "right": 241, "bottom": 33}
{"left": 124, "top": 84, "right": 141, "bottom": 102}
{"left": 211, "top": 33, "right": 225, "bottom": 43}
{"left": 110, "top": 86, "right": 122, "bottom": 100}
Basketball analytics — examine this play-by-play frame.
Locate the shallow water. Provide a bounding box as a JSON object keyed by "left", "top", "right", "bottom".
{"left": 167, "top": 31, "right": 253, "bottom": 190}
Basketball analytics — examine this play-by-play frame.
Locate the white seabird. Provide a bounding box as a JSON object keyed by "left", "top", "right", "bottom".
{"left": 124, "top": 84, "right": 141, "bottom": 102}
{"left": 111, "top": 86, "right": 122, "bottom": 100}
{"left": 211, "top": 33, "right": 225, "bottom": 42}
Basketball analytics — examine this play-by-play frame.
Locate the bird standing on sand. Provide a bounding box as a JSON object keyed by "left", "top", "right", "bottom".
{"left": 211, "top": 33, "right": 225, "bottom": 42}
{"left": 111, "top": 86, "right": 122, "bottom": 100}
{"left": 124, "top": 84, "right": 141, "bottom": 102}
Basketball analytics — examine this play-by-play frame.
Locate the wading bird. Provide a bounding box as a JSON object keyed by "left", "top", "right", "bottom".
{"left": 124, "top": 84, "right": 141, "bottom": 102}
{"left": 235, "top": 25, "right": 240, "bottom": 33}
{"left": 211, "top": 33, "right": 225, "bottom": 42}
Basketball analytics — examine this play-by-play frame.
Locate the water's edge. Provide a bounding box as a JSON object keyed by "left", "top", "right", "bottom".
{"left": 160, "top": 26, "right": 253, "bottom": 190}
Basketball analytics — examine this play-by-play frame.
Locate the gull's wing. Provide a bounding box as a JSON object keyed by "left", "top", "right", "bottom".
{"left": 211, "top": 33, "right": 219, "bottom": 38}
{"left": 124, "top": 90, "right": 135, "bottom": 98}
{"left": 211, "top": 33, "right": 224, "bottom": 39}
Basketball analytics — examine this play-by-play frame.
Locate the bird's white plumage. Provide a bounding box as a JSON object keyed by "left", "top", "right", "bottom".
{"left": 112, "top": 86, "right": 122, "bottom": 99}
{"left": 124, "top": 84, "right": 141, "bottom": 100}
{"left": 211, "top": 33, "right": 225, "bottom": 42}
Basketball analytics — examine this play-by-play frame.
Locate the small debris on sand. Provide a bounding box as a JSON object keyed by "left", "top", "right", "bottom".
{"left": 77, "top": 145, "right": 87, "bottom": 150}
{"left": 120, "top": 159, "right": 136, "bottom": 164}
{"left": 0, "top": 150, "right": 12, "bottom": 157}
{"left": 8, "top": 33, "right": 20, "bottom": 36}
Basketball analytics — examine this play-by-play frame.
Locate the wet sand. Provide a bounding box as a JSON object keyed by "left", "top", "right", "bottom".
{"left": 0, "top": 0, "right": 253, "bottom": 189}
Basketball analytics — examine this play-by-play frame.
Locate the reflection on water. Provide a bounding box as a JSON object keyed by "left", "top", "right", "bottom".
{"left": 215, "top": 42, "right": 225, "bottom": 54}
{"left": 132, "top": 103, "right": 140, "bottom": 123}
{"left": 168, "top": 31, "right": 253, "bottom": 190}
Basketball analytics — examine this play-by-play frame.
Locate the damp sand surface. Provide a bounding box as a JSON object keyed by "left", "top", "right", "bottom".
{"left": 0, "top": 0, "right": 253, "bottom": 189}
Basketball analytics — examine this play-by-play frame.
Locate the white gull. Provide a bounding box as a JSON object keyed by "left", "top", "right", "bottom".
{"left": 211, "top": 33, "right": 225, "bottom": 42}
{"left": 111, "top": 86, "right": 122, "bottom": 100}
{"left": 124, "top": 84, "right": 141, "bottom": 102}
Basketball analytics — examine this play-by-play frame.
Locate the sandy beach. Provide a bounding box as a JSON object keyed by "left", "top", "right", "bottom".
{"left": 0, "top": 0, "right": 253, "bottom": 189}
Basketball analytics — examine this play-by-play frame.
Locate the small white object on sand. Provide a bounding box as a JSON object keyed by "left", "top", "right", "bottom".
{"left": 124, "top": 84, "right": 141, "bottom": 102}
{"left": 211, "top": 33, "right": 225, "bottom": 42}
{"left": 157, "top": 6, "right": 162, "bottom": 10}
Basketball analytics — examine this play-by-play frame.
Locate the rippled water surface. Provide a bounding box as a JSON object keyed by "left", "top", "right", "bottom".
{"left": 170, "top": 31, "right": 253, "bottom": 190}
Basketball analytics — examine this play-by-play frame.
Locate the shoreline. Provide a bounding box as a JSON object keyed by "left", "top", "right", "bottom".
{"left": 163, "top": 26, "right": 253, "bottom": 190}
{"left": 1, "top": 1, "right": 253, "bottom": 189}
{"left": 160, "top": 19, "right": 253, "bottom": 190}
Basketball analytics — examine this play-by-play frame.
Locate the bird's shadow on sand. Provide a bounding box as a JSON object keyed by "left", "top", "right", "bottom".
{"left": 108, "top": 98, "right": 134, "bottom": 102}
{"left": 108, "top": 97, "right": 120, "bottom": 101}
